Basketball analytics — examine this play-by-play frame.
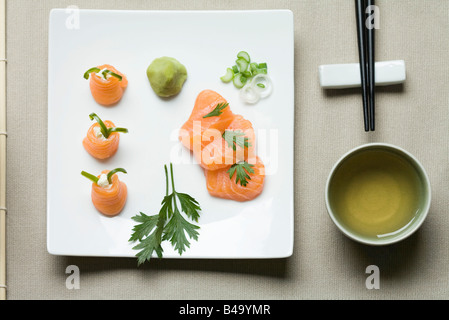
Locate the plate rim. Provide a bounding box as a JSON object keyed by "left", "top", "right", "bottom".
{"left": 46, "top": 8, "right": 295, "bottom": 259}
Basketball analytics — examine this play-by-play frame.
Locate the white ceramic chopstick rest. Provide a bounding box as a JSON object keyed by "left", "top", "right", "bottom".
{"left": 318, "top": 60, "right": 406, "bottom": 89}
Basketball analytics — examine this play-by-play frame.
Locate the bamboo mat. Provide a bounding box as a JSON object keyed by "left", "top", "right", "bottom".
{"left": 0, "top": 0, "right": 5, "bottom": 301}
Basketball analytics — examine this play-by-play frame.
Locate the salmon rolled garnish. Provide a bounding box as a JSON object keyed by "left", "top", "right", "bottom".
{"left": 82, "top": 112, "right": 128, "bottom": 160}
{"left": 84, "top": 64, "right": 128, "bottom": 106}
{"left": 81, "top": 168, "right": 128, "bottom": 216}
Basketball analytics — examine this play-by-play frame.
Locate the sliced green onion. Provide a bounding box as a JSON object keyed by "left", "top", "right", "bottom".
{"left": 107, "top": 168, "right": 127, "bottom": 184}
{"left": 249, "top": 62, "right": 259, "bottom": 72}
{"left": 251, "top": 74, "right": 273, "bottom": 98}
{"left": 242, "top": 70, "right": 252, "bottom": 78}
{"left": 236, "top": 51, "right": 251, "bottom": 63}
{"left": 240, "top": 83, "right": 260, "bottom": 104}
{"left": 81, "top": 171, "right": 99, "bottom": 184}
{"left": 236, "top": 58, "right": 249, "bottom": 73}
{"left": 102, "top": 69, "right": 123, "bottom": 81}
{"left": 233, "top": 73, "right": 247, "bottom": 89}
{"left": 83, "top": 67, "right": 101, "bottom": 80}
{"left": 220, "top": 52, "right": 270, "bottom": 104}
{"left": 220, "top": 68, "right": 234, "bottom": 83}
{"left": 254, "top": 68, "right": 267, "bottom": 75}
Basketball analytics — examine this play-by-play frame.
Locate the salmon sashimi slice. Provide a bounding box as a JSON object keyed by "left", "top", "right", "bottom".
{"left": 82, "top": 120, "right": 120, "bottom": 160}
{"left": 89, "top": 64, "right": 128, "bottom": 106}
{"left": 91, "top": 170, "right": 127, "bottom": 216}
{"left": 196, "top": 114, "right": 257, "bottom": 171}
{"left": 204, "top": 156, "right": 265, "bottom": 202}
{"left": 179, "top": 89, "right": 235, "bottom": 152}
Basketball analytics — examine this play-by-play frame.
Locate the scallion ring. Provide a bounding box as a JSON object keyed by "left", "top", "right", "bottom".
{"left": 220, "top": 68, "right": 234, "bottom": 83}
{"left": 233, "top": 73, "right": 247, "bottom": 89}
{"left": 237, "top": 51, "right": 251, "bottom": 63}
{"left": 236, "top": 58, "right": 249, "bottom": 73}
{"left": 240, "top": 83, "right": 260, "bottom": 104}
{"left": 250, "top": 74, "right": 273, "bottom": 98}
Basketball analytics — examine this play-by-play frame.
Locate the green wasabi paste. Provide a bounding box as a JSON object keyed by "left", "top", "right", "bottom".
{"left": 146, "top": 57, "right": 187, "bottom": 98}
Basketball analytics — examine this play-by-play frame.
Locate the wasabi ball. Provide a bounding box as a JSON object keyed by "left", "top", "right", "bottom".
{"left": 146, "top": 57, "right": 187, "bottom": 98}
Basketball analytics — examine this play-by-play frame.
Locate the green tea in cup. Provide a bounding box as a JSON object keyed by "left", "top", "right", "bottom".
{"left": 325, "top": 143, "right": 431, "bottom": 245}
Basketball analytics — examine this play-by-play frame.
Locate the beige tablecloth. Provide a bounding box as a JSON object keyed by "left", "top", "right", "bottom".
{"left": 5, "top": 0, "right": 449, "bottom": 299}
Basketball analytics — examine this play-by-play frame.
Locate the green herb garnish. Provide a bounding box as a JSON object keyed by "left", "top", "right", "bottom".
{"left": 102, "top": 69, "right": 123, "bottom": 81}
{"left": 81, "top": 168, "right": 127, "bottom": 185}
{"left": 80, "top": 171, "right": 99, "bottom": 184}
{"left": 83, "top": 67, "right": 122, "bottom": 81}
{"left": 222, "top": 130, "right": 251, "bottom": 151}
{"left": 106, "top": 168, "right": 127, "bottom": 184}
{"left": 203, "top": 102, "right": 229, "bottom": 118}
{"left": 227, "top": 161, "right": 255, "bottom": 187}
{"left": 83, "top": 67, "right": 101, "bottom": 79}
{"left": 89, "top": 112, "right": 128, "bottom": 139}
{"left": 129, "top": 163, "right": 201, "bottom": 266}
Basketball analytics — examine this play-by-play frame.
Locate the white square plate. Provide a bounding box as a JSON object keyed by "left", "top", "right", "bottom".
{"left": 47, "top": 9, "right": 294, "bottom": 259}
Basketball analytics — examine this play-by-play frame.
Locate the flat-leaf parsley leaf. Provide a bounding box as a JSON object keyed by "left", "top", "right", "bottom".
{"left": 222, "top": 130, "right": 251, "bottom": 151}
{"left": 227, "top": 161, "right": 255, "bottom": 187}
{"left": 129, "top": 163, "right": 201, "bottom": 265}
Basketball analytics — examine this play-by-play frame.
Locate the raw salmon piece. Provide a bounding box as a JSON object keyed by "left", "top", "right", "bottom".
{"left": 179, "top": 89, "right": 235, "bottom": 151}
{"left": 89, "top": 64, "right": 128, "bottom": 106}
{"left": 91, "top": 170, "right": 127, "bottom": 216}
{"left": 196, "top": 114, "right": 257, "bottom": 171}
{"left": 82, "top": 120, "right": 120, "bottom": 160}
{"left": 204, "top": 156, "right": 265, "bottom": 202}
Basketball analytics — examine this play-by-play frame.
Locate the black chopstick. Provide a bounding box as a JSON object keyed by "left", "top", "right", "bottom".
{"left": 355, "top": 0, "right": 370, "bottom": 132}
{"left": 367, "top": 0, "right": 375, "bottom": 131}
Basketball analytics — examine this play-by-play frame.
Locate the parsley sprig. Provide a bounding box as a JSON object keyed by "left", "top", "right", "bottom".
{"left": 222, "top": 130, "right": 251, "bottom": 151}
{"left": 129, "top": 163, "right": 201, "bottom": 265}
{"left": 227, "top": 161, "right": 255, "bottom": 187}
{"left": 203, "top": 102, "right": 229, "bottom": 118}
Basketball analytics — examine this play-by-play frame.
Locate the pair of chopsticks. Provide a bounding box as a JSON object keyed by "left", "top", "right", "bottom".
{"left": 355, "top": 0, "right": 375, "bottom": 132}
